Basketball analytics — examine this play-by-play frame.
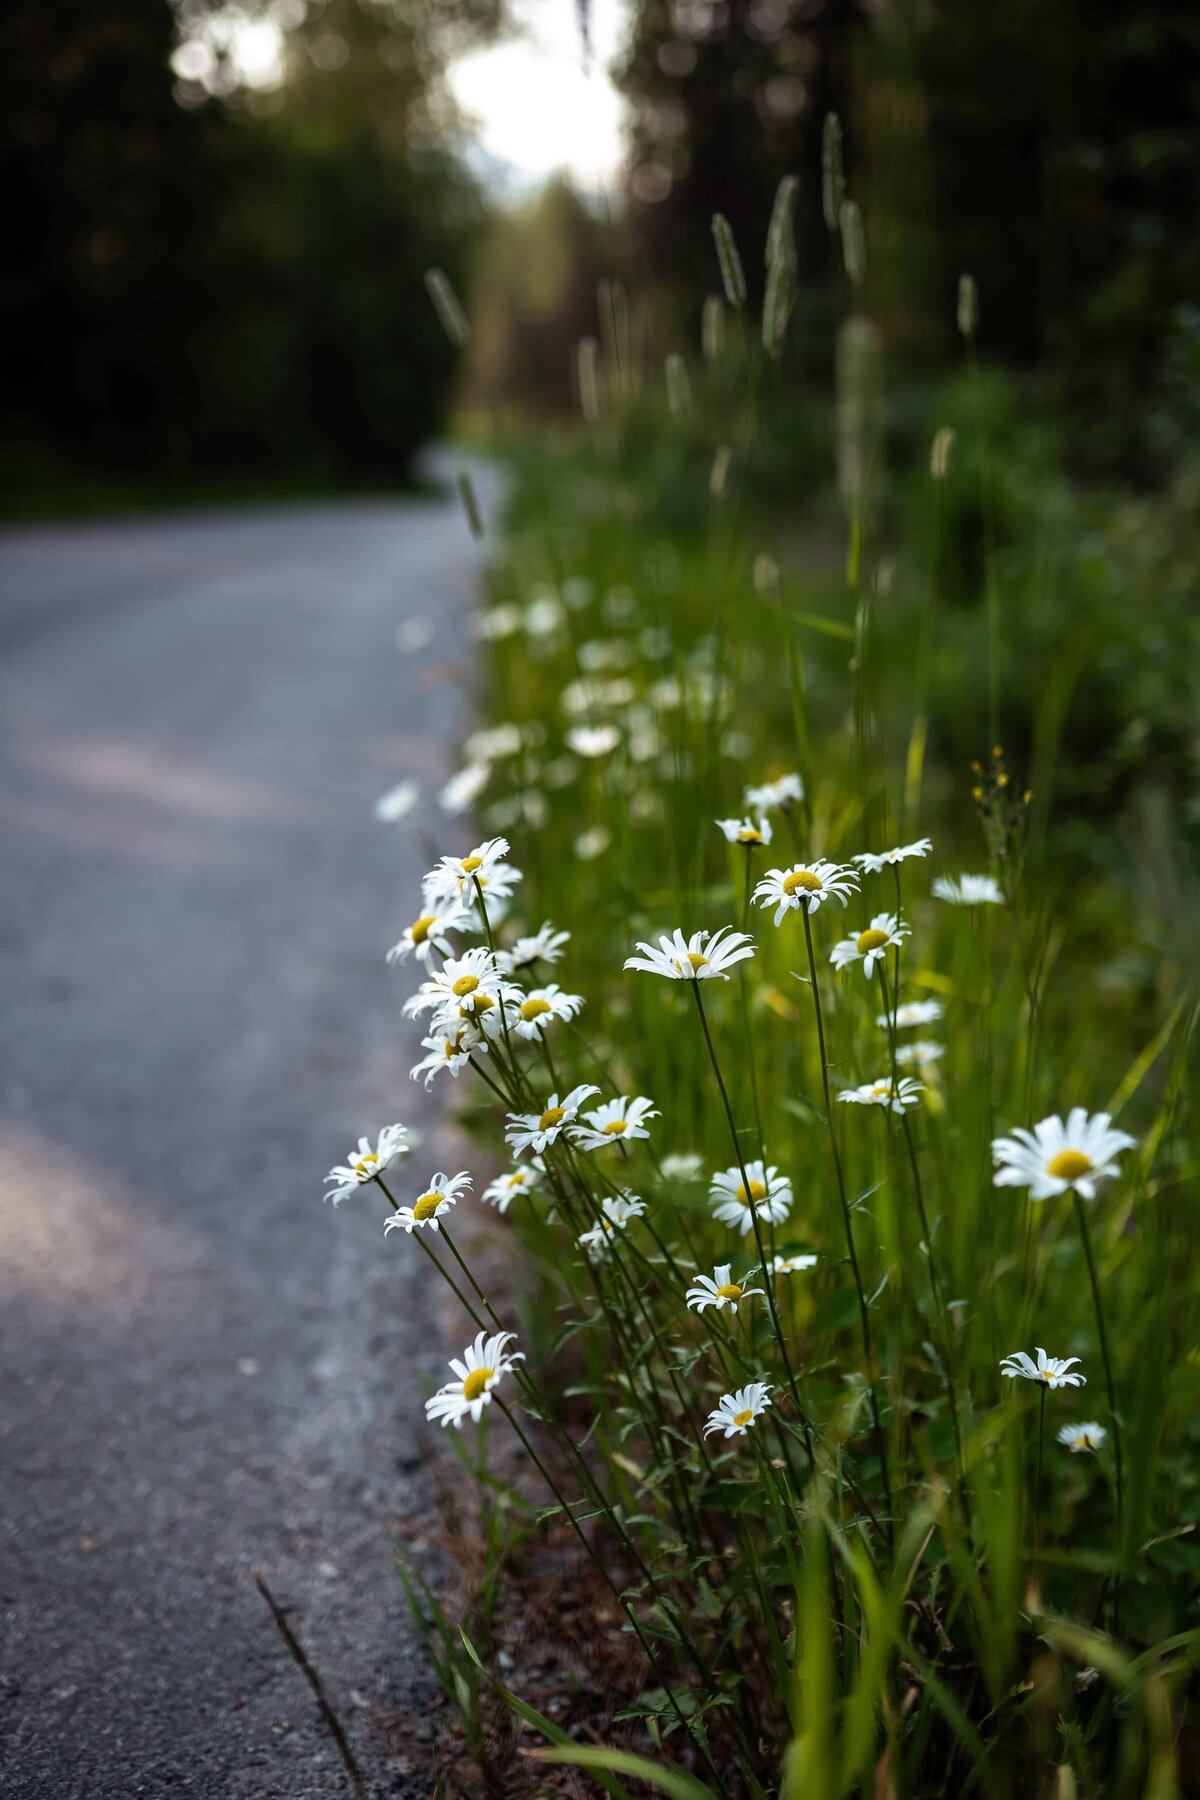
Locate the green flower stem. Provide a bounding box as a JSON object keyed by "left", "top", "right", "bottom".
{"left": 801, "top": 907, "right": 896, "bottom": 1543}
{"left": 1073, "top": 1191, "right": 1124, "bottom": 1543}
{"left": 495, "top": 1398, "right": 731, "bottom": 1780}
{"left": 691, "top": 982, "right": 812, "bottom": 1462}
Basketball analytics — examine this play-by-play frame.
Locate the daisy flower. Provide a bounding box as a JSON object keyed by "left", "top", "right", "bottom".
{"left": 438, "top": 761, "right": 490, "bottom": 816}
{"left": 425, "top": 1330, "right": 524, "bottom": 1429}
{"left": 495, "top": 923, "right": 569, "bottom": 974}
{"left": 716, "top": 815, "right": 773, "bottom": 847}
{"left": 578, "top": 1192, "right": 647, "bottom": 1258}
{"left": 1057, "top": 1421, "right": 1107, "bottom": 1453}
{"left": 410, "top": 1023, "right": 485, "bottom": 1086}
{"left": 424, "top": 838, "right": 522, "bottom": 910}
{"left": 709, "top": 1160, "right": 793, "bottom": 1233}
{"left": 992, "top": 1109, "right": 1137, "bottom": 1201}
{"left": 838, "top": 1076, "right": 924, "bottom": 1114}
{"left": 685, "top": 1263, "right": 764, "bottom": 1315}
{"left": 402, "top": 946, "right": 511, "bottom": 1022}
{"left": 744, "top": 773, "right": 804, "bottom": 813}
{"left": 853, "top": 838, "right": 933, "bottom": 874}
{"left": 999, "top": 1348, "right": 1086, "bottom": 1389}
{"left": 374, "top": 780, "right": 419, "bottom": 822}
{"left": 383, "top": 1169, "right": 472, "bottom": 1235}
{"left": 895, "top": 1040, "right": 944, "bottom": 1070}
{"left": 624, "top": 926, "right": 755, "bottom": 982}
{"left": 660, "top": 1152, "right": 705, "bottom": 1182}
{"left": 571, "top": 1093, "right": 659, "bottom": 1151}
{"left": 880, "top": 999, "right": 943, "bottom": 1030}
{"left": 510, "top": 984, "right": 585, "bottom": 1041}
{"left": 567, "top": 724, "right": 621, "bottom": 758}
{"left": 324, "top": 1124, "right": 409, "bottom": 1205}
{"left": 481, "top": 1166, "right": 541, "bottom": 1213}
{"left": 932, "top": 873, "right": 1004, "bottom": 906}
{"left": 771, "top": 1252, "right": 819, "bottom": 1276}
{"left": 703, "top": 1382, "right": 773, "bottom": 1439}
{"left": 830, "top": 912, "right": 910, "bottom": 976}
{"left": 753, "top": 858, "right": 858, "bottom": 925}
{"left": 505, "top": 1085, "right": 600, "bottom": 1157}
{"left": 386, "top": 902, "right": 473, "bottom": 971}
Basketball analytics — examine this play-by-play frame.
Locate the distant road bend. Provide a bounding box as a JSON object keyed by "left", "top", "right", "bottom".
{"left": 0, "top": 474, "right": 495, "bottom": 1797}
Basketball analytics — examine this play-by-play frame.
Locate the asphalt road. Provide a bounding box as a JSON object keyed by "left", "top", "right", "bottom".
{"left": 0, "top": 473, "right": 493, "bottom": 1796}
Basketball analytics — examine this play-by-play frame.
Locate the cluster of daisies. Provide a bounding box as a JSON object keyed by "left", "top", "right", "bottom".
{"left": 325, "top": 807, "right": 1136, "bottom": 1459}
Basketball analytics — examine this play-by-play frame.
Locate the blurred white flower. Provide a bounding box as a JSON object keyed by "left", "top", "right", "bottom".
{"left": 374, "top": 780, "right": 420, "bottom": 823}
{"left": 438, "top": 761, "right": 491, "bottom": 815}
{"left": 1057, "top": 1421, "right": 1107, "bottom": 1453}
{"left": 395, "top": 615, "right": 434, "bottom": 652}
{"left": 881, "top": 999, "right": 943, "bottom": 1030}
{"left": 992, "top": 1109, "right": 1136, "bottom": 1201}
{"left": 661, "top": 1152, "right": 705, "bottom": 1182}
{"left": 574, "top": 826, "right": 611, "bottom": 861}
{"left": 932, "top": 873, "right": 1004, "bottom": 906}
{"left": 771, "top": 1253, "right": 819, "bottom": 1276}
{"left": 744, "top": 772, "right": 804, "bottom": 813}
{"left": 568, "top": 724, "right": 621, "bottom": 758}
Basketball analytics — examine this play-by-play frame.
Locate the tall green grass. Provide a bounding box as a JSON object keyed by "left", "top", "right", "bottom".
{"left": 384, "top": 171, "right": 1198, "bottom": 1796}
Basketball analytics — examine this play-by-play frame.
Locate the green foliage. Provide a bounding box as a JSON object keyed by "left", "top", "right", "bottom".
{"left": 403, "top": 248, "right": 1200, "bottom": 1791}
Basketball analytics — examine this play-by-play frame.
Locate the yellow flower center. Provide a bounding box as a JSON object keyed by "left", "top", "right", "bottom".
{"left": 736, "top": 1179, "right": 769, "bottom": 1206}
{"left": 602, "top": 1119, "right": 628, "bottom": 1136}
{"left": 1046, "top": 1149, "right": 1093, "bottom": 1181}
{"left": 462, "top": 1368, "right": 493, "bottom": 1401}
{"left": 539, "top": 1106, "right": 566, "bottom": 1131}
{"left": 443, "top": 1033, "right": 466, "bottom": 1058}
{"left": 413, "top": 1193, "right": 442, "bottom": 1221}
{"left": 737, "top": 828, "right": 763, "bottom": 843}
{"left": 783, "top": 869, "right": 822, "bottom": 895}
{"left": 717, "top": 1282, "right": 744, "bottom": 1301}
{"left": 732, "top": 1408, "right": 754, "bottom": 1428}
{"left": 506, "top": 1172, "right": 525, "bottom": 1189}
{"left": 686, "top": 952, "right": 709, "bottom": 971}
{"left": 520, "top": 998, "right": 552, "bottom": 1021}
{"left": 460, "top": 855, "right": 484, "bottom": 873}
{"left": 452, "top": 974, "right": 479, "bottom": 997}
{"left": 472, "top": 993, "right": 495, "bottom": 1013}
{"left": 353, "top": 1155, "right": 378, "bottom": 1178}
{"left": 1040, "top": 1370, "right": 1055, "bottom": 1382}
{"left": 857, "top": 927, "right": 890, "bottom": 954}
{"left": 410, "top": 915, "right": 436, "bottom": 944}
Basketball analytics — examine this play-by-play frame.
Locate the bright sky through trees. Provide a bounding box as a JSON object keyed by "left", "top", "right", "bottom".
{"left": 448, "top": 0, "right": 629, "bottom": 189}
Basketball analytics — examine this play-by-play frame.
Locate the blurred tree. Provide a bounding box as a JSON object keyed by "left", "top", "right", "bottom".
{"left": 615, "top": 0, "right": 866, "bottom": 345}
{"left": 0, "top": 0, "right": 504, "bottom": 496}
{"left": 464, "top": 177, "right": 616, "bottom": 421}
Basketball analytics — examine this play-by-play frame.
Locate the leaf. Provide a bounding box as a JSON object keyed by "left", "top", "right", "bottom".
{"left": 528, "top": 1744, "right": 721, "bottom": 1799}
